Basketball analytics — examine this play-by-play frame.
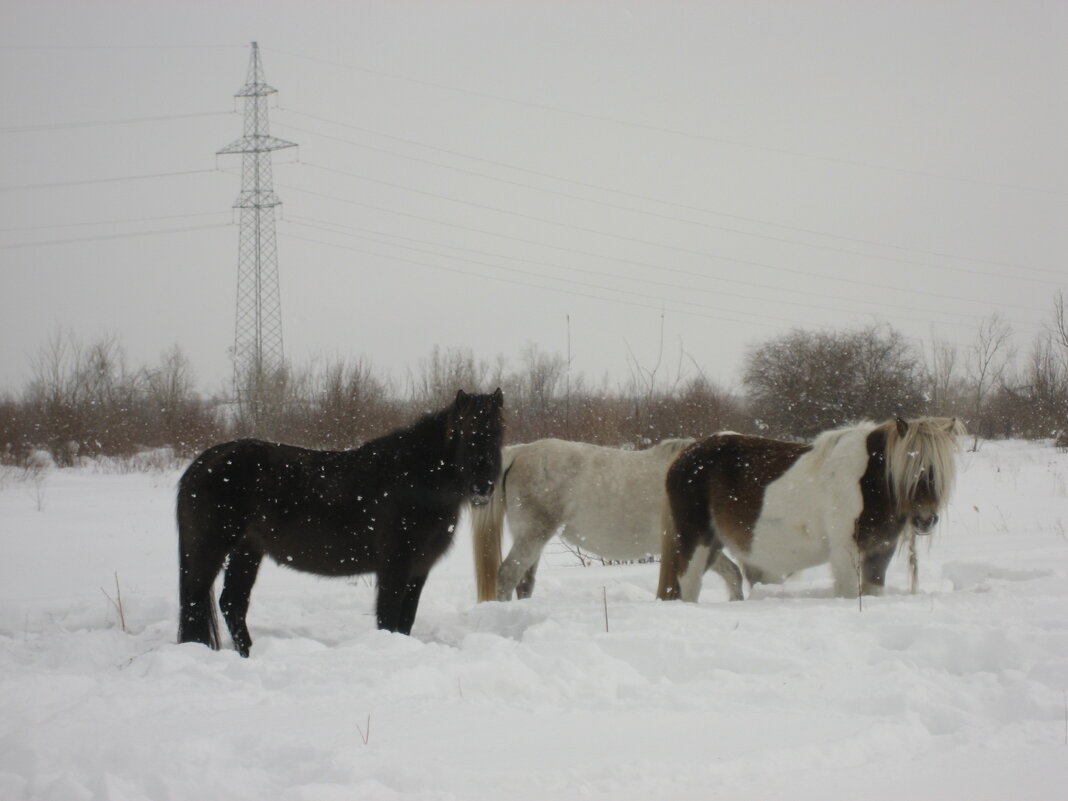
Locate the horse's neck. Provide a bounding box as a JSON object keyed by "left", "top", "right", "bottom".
{"left": 357, "top": 414, "right": 449, "bottom": 473}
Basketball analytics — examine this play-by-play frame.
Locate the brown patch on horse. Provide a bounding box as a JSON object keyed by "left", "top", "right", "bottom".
{"left": 693, "top": 434, "right": 811, "bottom": 552}
{"left": 658, "top": 434, "right": 810, "bottom": 599}
{"left": 854, "top": 426, "right": 901, "bottom": 588}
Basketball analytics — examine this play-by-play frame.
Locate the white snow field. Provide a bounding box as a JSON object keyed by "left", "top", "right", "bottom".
{"left": 1, "top": 440, "right": 1067, "bottom": 800}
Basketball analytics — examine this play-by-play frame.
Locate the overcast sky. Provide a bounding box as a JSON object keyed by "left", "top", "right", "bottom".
{"left": 2, "top": 1, "right": 1065, "bottom": 398}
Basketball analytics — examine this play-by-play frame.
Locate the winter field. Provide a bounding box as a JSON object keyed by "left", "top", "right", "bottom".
{"left": 1, "top": 440, "right": 1067, "bottom": 801}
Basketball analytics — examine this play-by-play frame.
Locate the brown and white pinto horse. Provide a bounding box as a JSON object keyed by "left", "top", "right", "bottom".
{"left": 657, "top": 417, "right": 965, "bottom": 602}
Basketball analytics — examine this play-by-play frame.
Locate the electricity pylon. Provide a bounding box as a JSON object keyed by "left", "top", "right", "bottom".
{"left": 218, "top": 41, "right": 296, "bottom": 418}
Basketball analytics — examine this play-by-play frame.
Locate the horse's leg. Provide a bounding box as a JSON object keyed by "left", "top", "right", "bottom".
{"left": 177, "top": 505, "right": 233, "bottom": 650}
{"left": 496, "top": 509, "right": 554, "bottom": 602}
{"left": 706, "top": 551, "right": 744, "bottom": 601}
{"left": 859, "top": 541, "right": 896, "bottom": 596}
{"left": 515, "top": 561, "right": 539, "bottom": 599}
{"left": 219, "top": 544, "right": 263, "bottom": 658}
{"left": 742, "top": 564, "right": 769, "bottom": 587}
{"left": 178, "top": 550, "right": 225, "bottom": 649}
{"left": 393, "top": 574, "right": 429, "bottom": 636}
{"left": 376, "top": 555, "right": 424, "bottom": 634}
{"left": 678, "top": 536, "right": 725, "bottom": 602}
{"left": 660, "top": 452, "right": 719, "bottom": 601}
{"left": 829, "top": 527, "right": 864, "bottom": 598}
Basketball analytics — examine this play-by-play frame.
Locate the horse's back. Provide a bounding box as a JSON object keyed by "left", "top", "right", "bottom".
{"left": 178, "top": 439, "right": 348, "bottom": 535}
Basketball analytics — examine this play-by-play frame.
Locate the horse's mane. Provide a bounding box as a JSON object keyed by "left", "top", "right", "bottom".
{"left": 877, "top": 417, "right": 967, "bottom": 507}
{"left": 805, "top": 426, "right": 856, "bottom": 468}
{"left": 801, "top": 418, "right": 965, "bottom": 509}
{"left": 362, "top": 406, "right": 449, "bottom": 455}
{"left": 371, "top": 389, "right": 504, "bottom": 452}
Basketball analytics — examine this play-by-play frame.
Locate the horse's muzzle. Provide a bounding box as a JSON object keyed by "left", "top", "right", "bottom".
{"left": 913, "top": 514, "right": 938, "bottom": 534}
{"left": 470, "top": 490, "right": 493, "bottom": 507}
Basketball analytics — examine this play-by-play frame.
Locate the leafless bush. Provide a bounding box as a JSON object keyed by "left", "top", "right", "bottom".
{"left": 743, "top": 323, "right": 927, "bottom": 439}
{"left": 15, "top": 332, "right": 220, "bottom": 460}
{"left": 924, "top": 338, "right": 967, "bottom": 418}
{"left": 297, "top": 358, "right": 403, "bottom": 448}
{"left": 7, "top": 310, "right": 1066, "bottom": 472}
{"left": 22, "top": 450, "right": 51, "bottom": 510}
{"left": 410, "top": 346, "right": 495, "bottom": 409}
{"left": 985, "top": 293, "right": 1068, "bottom": 440}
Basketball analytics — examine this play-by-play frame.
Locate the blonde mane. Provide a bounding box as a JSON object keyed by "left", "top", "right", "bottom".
{"left": 878, "top": 417, "right": 967, "bottom": 514}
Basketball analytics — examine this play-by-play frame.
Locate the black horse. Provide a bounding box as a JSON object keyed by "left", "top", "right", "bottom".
{"left": 177, "top": 388, "right": 504, "bottom": 656}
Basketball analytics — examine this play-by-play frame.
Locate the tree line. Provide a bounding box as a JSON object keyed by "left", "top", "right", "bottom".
{"left": 3, "top": 293, "right": 1066, "bottom": 466}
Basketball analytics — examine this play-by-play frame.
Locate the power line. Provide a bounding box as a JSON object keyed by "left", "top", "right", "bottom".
{"left": 278, "top": 108, "right": 1065, "bottom": 278}
{"left": 0, "top": 223, "right": 231, "bottom": 250}
{"left": 287, "top": 214, "right": 1036, "bottom": 331}
{"left": 0, "top": 167, "right": 226, "bottom": 192}
{"left": 277, "top": 174, "right": 1059, "bottom": 314}
{"left": 266, "top": 47, "right": 1067, "bottom": 198}
{"left": 298, "top": 160, "right": 1066, "bottom": 291}
{"left": 0, "top": 211, "right": 229, "bottom": 234}
{"left": 0, "top": 111, "right": 233, "bottom": 133}
{"left": 279, "top": 228, "right": 802, "bottom": 332}
{"left": 280, "top": 226, "right": 1007, "bottom": 362}
{"left": 276, "top": 181, "right": 1051, "bottom": 319}
{"left": 0, "top": 44, "right": 240, "bottom": 51}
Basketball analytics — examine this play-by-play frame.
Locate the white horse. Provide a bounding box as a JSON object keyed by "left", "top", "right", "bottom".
{"left": 658, "top": 417, "right": 966, "bottom": 602}
{"left": 472, "top": 438, "right": 742, "bottom": 602}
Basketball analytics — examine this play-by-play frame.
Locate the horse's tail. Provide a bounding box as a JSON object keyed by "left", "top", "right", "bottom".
{"left": 656, "top": 488, "right": 681, "bottom": 600}
{"left": 176, "top": 465, "right": 221, "bottom": 650}
{"left": 472, "top": 448, "right": 513, "bottom": 602}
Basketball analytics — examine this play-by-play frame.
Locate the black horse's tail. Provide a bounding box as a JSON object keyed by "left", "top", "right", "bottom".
{"left": 176, "top": 473, "right": 221, "bottom": 650}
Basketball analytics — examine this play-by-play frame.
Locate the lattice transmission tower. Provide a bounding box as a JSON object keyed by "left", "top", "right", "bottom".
{"left": 218, "top": 41, "right": 296, "bottom": 414}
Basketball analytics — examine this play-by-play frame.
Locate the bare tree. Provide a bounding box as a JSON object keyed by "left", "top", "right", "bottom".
{"left": 965, "top": 314, "right": 1014, "bottom": 448}
{"left": 25, "top": 331, "right": 137, "bottom": 460}
{"left": 144, "top": 346, "right": 218, "bottom": 454}
{"left": 311, "top": 357, "right": 397, "bottom": 447}
{"left": 623, "top": 316, "right": 699, "bottom": 445}
{"left": 502, "top": 344, "right": 566, "bottom": 441}
{"left": 1049, "top": 290, "right": 1068, "bottom": 446}
{"left": 925, "top": 337, "right": 963, "bottom": 417}
{"left": 411, "top": 346, "right": 491, "bottom": 409}
{"left": 1049, "top": 290, "right": 1068, "bottom": 368}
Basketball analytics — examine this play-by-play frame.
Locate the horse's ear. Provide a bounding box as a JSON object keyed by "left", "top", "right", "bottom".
{"left": 895, "top": 417, "right": 909, "bottom": 437}
{"left": 492, "top": 387, "right": 503, "bottom": 407}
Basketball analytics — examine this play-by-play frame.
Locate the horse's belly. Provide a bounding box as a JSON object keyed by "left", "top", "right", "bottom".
{"left": 561, "top": 509, "right": 661, "bottom": 561}
{"left": 743, "top": 516, "right": 829, "bottom": 579}
{"left": 256, "top": 524, "right": 377, "bottom": 577}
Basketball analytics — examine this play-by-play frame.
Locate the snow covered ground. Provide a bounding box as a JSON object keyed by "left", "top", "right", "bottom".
{"left": 1, "top": 440, "right": 1067, "bottom": 800}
